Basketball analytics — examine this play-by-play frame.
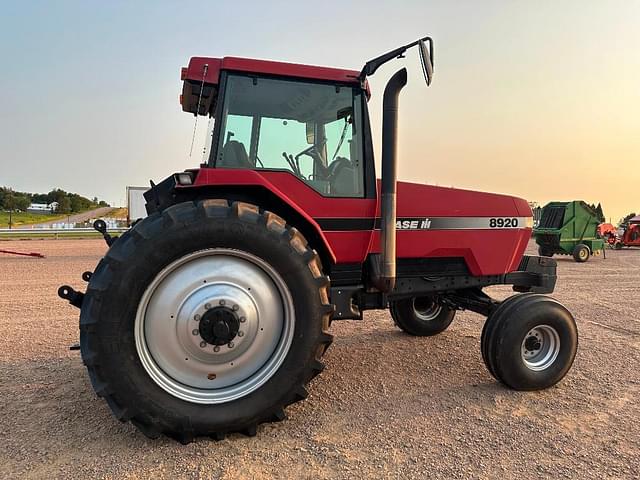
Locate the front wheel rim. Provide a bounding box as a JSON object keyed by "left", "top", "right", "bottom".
{"left": 412, "top": 298, "right": 443, "bottom": 321}
{"left": 134, "top": 248, "right": 295, "bottom": 405}
{"left": 521, "top": 325, "right": 561, "bottom": 371}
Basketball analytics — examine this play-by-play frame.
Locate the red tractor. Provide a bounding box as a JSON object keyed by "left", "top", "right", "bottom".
{"left": 614, "top": 215, "right": 640, "bottom": 249}
{"left": 59, "top": 37, "right": 578, "bottom": 443}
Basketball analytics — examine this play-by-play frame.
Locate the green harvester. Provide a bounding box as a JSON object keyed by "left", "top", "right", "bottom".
{"left": 533, "top": 201, "right": 605, "bottom": 263}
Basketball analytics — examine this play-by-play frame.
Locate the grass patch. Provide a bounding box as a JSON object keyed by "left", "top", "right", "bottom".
{"left": 0, "top": 211, "right": 67, "bottom": 228}
{"left": 109, "top": 207, "right": 128, "bottom": 219}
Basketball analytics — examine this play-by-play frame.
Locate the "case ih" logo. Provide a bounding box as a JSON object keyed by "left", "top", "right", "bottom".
{"left": 396, "top": 218, "right": 432, "bottom": 230}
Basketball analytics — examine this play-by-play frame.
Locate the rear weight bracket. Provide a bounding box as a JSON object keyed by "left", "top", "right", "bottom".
{"left": 330, "top": 286, "right": 363, "bottom": 320}
{"left": 58, "top": 285, "right": 85, "bottom": 309}
{"left": 93, "top": 219, "right": 116, "bottom": 247}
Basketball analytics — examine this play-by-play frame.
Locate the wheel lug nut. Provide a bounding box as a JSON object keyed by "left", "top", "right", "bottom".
{"left": 204, "top": 303, "right": 211, "bottom": 310}
{"left": 213, "top": 346, "right": 220, "bottom": 352}
{"left": 239, "top": 316, "right": 246, "bottom": 323}
{"left": 219, "top": 299, "right": 226, "bottom": 306}
{"left": 200, "top": 341, "right": 207, "bottom": 348}
{"left": 232, "top": 304, "right": 239, "bottom": 311}
{"left": 238, "top": 331, "right": 244, "bottom": 337}
{"left": 192, "top": 329, "right": 199, "bottom": 336}
{"left": 194, "top": 314, "right": 201, "bottom": 321}
{"left": 228, "top": 342, "right": 234, "bottom": 348}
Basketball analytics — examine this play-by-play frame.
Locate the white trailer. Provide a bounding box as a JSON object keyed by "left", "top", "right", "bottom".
{"left": 126, "top": 186, "right": 149, "bottom": 226}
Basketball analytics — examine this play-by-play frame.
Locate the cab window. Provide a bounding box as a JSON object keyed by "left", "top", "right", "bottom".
{"left": 214, "top": 74, "right": 365, "bottom": 198}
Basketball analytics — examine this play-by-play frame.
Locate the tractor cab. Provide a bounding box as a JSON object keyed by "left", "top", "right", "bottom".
{"left": 181, "top": 57, "right": 373, "bottom": 199}
{"left": 180, "top": 38, "right": 434, "bottom": 201}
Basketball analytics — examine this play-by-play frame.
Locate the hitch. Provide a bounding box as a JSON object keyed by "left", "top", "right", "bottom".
{"left": 93, "top": 219, "right": 116, "bottom": 247}
{"left": 58, "top": 285, "right": 84, "bottom": 309}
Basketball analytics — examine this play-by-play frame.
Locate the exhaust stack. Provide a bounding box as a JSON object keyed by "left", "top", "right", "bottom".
{"left": 378, "top": 68, "right": 408, "bottom": 293}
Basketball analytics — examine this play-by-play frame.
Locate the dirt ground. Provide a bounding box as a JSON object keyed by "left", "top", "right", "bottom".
{"left": 0, "top": 239, "right": 638, "bottom": 479}
{"left": 28, "top": 207, "right": 114, "bottom": 228}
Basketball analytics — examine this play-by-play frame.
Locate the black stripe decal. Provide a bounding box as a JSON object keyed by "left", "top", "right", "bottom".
{"left": 316, "top": 218, "right": 376, "bottom": 231}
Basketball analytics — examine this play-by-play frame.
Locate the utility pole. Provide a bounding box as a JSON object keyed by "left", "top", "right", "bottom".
{"left": 8, "top": 188, "right": 13, "bottom": 230}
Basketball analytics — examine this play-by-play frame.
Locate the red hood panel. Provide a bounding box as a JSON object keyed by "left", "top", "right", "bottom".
{"left": 393, "top": 181, "right": 531, "bottom": 218}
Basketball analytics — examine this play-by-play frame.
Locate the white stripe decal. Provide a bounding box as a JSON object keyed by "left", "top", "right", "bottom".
{"left": 395, "top": 217, "right": 532, "bottom": 230}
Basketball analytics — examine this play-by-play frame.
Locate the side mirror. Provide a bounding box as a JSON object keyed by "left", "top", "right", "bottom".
{"left": 306, "top": 122, "right": 315, "bottom": 144}
{"left": 418, "top": 38, "right": 434, "bottom": 86}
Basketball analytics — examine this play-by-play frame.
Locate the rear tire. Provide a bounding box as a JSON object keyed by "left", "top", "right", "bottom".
{"left": 537, "top": 246, "right": 553, "bottom": 257}
{"left": 79, "top": 200, "right": 333, "bottom": 443}
{"left": 389, "top": 297, "right": 455, "bottom": 336}
{"left": 572, "top": 244, "right": 590, "bottom": 262}
{"left": 481, "top": 294, "right": 577, "bottom": 390}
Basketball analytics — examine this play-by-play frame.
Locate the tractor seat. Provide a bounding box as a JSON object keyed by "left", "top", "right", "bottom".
{"left": 329, "top": 157, "right": 356, "bottom": 196}
{"left": 219, "top": 140, "right": 252, "bottom": 169}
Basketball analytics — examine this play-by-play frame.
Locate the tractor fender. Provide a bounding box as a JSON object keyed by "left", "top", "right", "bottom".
{"left": 175, "top": 171, "right": 337, "bottom": 267}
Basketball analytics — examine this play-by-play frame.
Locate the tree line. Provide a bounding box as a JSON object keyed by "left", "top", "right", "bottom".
{"left": 0, "top": 187, "right": 109, "bottom": 214}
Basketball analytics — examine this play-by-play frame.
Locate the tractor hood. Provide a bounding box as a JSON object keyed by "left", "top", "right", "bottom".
{"left": 393, "top": 180, "right": 533, "bottom": 220}
{"left": 374, "top": 180, "right": 534, "bottom": 276}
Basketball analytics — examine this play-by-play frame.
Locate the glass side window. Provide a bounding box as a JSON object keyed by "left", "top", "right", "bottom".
{"left": 214, "top": 74, "right": 365, "bottom": 197}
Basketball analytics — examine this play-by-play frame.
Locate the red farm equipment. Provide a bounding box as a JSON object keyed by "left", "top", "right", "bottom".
{"left": 598, "top": 223, "right": 618, "bottom": 247}
{"left": 59, "top": 37, "right": 578, "bottom": 443}
{"left": 614, "top": 215, "right": 640, "bottom": 249}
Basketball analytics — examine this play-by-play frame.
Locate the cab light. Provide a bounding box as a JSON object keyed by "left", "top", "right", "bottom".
{"left": 175, "top": 172, "right": 194, "bottom": 185}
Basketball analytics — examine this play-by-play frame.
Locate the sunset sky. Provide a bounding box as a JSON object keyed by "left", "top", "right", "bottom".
{"left": 1, "top": 1, "right": 638, "bottom": 222}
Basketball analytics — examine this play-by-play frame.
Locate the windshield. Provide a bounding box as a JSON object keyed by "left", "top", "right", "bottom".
{"left": 212, "top": 74, "right": 365, "bottom": 198}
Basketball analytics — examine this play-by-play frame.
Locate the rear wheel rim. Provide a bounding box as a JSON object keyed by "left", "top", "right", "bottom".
{"left": 579, "top": 248, "right": 588, "bottom": 260}
{"left": 521, "top": 325, "right": 560, "bottom": 371}
{"left": 134, "top": 248, "right": 295, "bottom": 404}
{"left": 412, "top": 298, "right": 442, "bottom": 321}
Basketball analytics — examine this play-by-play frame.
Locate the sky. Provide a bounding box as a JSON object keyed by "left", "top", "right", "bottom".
{"left": 0, "top": 1, "right": 638, "bottom": 222}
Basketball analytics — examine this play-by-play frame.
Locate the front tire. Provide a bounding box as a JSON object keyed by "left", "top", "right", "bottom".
{"left": 79, "top": 200, "right": 333, "bottom": 443}
{"left": 481, "top": 294, "right": 577, "bottom": 390}
{"left": 389, "top": 297, "right": 455, "bottom": 336}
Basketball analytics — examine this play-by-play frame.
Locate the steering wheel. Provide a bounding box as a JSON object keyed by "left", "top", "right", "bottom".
{"left": 290, "top": 139, "right": 329, "bottom": 178}
{"left": 294, "top": 138, "right": 327, "bottom": 162}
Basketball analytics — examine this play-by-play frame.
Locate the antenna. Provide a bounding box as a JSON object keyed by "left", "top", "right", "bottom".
{"left": 188, "top": 64, "right": 209, "bottom": 159}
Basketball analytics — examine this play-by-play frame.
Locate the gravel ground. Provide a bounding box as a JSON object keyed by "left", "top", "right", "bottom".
{"left": 0, "top": 239, "right": 638, "bottom": 479}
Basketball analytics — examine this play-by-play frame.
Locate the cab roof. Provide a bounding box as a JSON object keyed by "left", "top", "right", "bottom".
{"left": 181, "top": 56, "right": 367, "bottom": 115}
{"left": 182, "top": 56, "right": 362, "bottom": 87}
